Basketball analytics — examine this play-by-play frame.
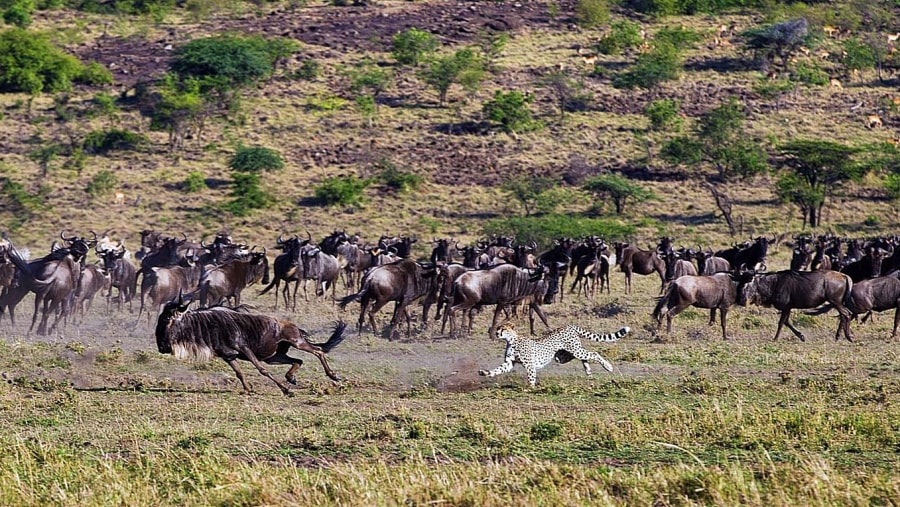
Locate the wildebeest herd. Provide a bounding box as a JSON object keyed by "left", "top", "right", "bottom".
{"left": 1, "top": 229, "right": 899, "bottom": 393}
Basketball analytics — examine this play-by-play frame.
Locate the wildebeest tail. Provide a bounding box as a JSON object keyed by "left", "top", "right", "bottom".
{"left": 651, "top": 283, "right": 675, "bottom": 321}
{"left": 338, "top": 286, "right": 366, "bottom": 309}
{"left": 804, "top": 304, "right": 834, "bottom": 316}
{"left": 257, "top": 276, "right": 278, "bottom": 296}
{"left": 314, "top": 321, "right": 347, "bottom": 352}
{"left": 842, "top": 276, "right": 854, "bottom": 313}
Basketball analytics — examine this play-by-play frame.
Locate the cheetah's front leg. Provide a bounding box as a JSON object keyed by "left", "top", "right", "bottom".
{"left": 479, "top": 360, "right": 513, "bottom": 378}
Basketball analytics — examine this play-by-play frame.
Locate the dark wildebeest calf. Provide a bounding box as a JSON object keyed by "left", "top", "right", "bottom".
{"left": 738, "top": 270, "right": 854, "bottom": 342}
{"left": 652, "top": 273, "right": 739, "bottom": 340}
{"left": 614, "top": 242, "right": 665, "bottom": 294}
{"left": 156, "top": 294, "right": 346, "bottom": 396}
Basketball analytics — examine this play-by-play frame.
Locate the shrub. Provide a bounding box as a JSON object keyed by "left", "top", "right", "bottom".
{"left": 3, "top": 1, "right": 32, "bottom": 28}
{"left": 596, "top": 21, "right": 643, "bottom": 55}
{"left": 76, "top": 62, "right": 113, "bottom": 85}
{"left": 228, "top": 145, "right": 284, "bottom": 173}
{"left": 483, "top": 215, "right": 635, "bottom": 251}
{"left": 790, "top": 62, "right": 828, "bottom": 86}
{"left": 842, "top": 38, "right": 876, "bottom": 75}
{"left": 501, "top": 174, "right": 558, "bottom": 216}
{"left": 378, "top": 160, "right": 424, "bottom": 193}
{"left": 314, "top": 175, "right": 371, "bottom": 206}
{"left": 483, "top": 90, "right": 540, "bottom": 134}
{"left": 613, "top": 41, "right": 681, "bottom": 90}
{"left": 419, "top": 47, "right": 485, "bottom": 106}
{"left": 654, "top": 26, "right": 703, "bottom": 49}
{"left": 575, "top": 0, "right": 609, "bottom": 27}
{"left": 0, "top": 177, "right": 47, "bottom": 229}
{"left": 392, "top": 28, "right": 438, "bottom": 66}
{"left": 82, "top": 128, "right": 147, "bottom": 154}
{"left": 742, "top": 18, "right": 809, "bottom": 70}
{"left": 182, "top": 170, "right": 207, "bottom": 192}
{"left": 223, "top": 172, "right": 272, "bottom": 216}
{"left": 85, "top": 169, "right": 117, "bottom": 198}
{"left": 292, "top": 59, "right": 320, "bottom": 81}
{"left": 583, "top": 174, "right": 657, "bottom": 214}
{"left": 172, "top": 35, "right": 297, "bottom": 91}
{"left": 644, "top": 98, "right": 681, "bottom": 131}
{"left": 0, "top": 28, "right": 83, "bottom": 95}
{"left": 885, "top": 173, "right": 900, "bottom": 200}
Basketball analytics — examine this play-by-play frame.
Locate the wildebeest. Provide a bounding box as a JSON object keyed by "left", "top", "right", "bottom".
{"left": 198, "top": 248, "right": 269, "bottom": 307}
{"left": 716, "top": 236, "right": 771, "bottom": 272}
{"left": 695, "top": 248, "right": 731, "bottom": 275}
{"left": 73, "top": 264, "right": 109, "bottom": 322}
{"left": 614, "top": 242, "right": 665, "bottom": 294}
{"left": 808, "top": 272, "right": 900, "bottom": 339}
{"left": 841, "top": 247, "right": 887, "bottom": 283}
{"left": 652, "top": 273, "right": 739, "bottom": 340}
{"left": 299, "top": 246, "right": 340, "bottom": 302}
{"left": 662, "top": 248, "right": 699, "bottom": 283}
{"left": 441, "top": 263, "right": 558, "bottom": 337}
{"left": 430, "top": 238, "right": 455, "bottom": 264}
{"left": 258, "top": 234, "right": 309, "bottom": 311}
{"left": 738, "top": 269, "right": 854, "bottom": 341}
{"left": 1, "top": 233, "right": 95, "bottom": 335}
{"left": 790, "top": 236, "right": 813, "bottom": 271}
{"left": 98, "top": 244, "right": 137, "bottom": 312}
{"left": 137, "top": 255, "right": 202, "bottom": 326}
{"left": 156, "top": 294, "right": 346, "bottom": 396}
{"left": 538, "top": 238, "right": 573, "bottom": 301}
{"left": 339, "top": 259, "right": 442, "bottom": 340}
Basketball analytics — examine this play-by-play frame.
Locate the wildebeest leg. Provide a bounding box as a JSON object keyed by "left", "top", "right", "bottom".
{"left": 239, "top": 347, "right": 293, "bottom": 396}
{"left": 265, "top": 343, "right": 304, "bottom": 384}
{"left": 664, "top": 301, "right": 689, "bottom": 334}
{"left": 891, "top": 307, "right": 900, "bottom": 339}
{"left": 707, "top": 308, "right": 717, "bottom": 326}
{"left": 776, "top": 310, "right": 806, "bottom": 341}
{"left": 367, "top": 300, "right": 389, "bottom": 337}
{"left": 529, "top": 303, "right": 551, "bottom": 334}
{"left": 225, "top": 358, "right": 253, "bottom": 395}
{"left": 291, "top": 281, "right": 300, "bottom": 312}
{"left": 29, "top": 295, "right": 43, "bottom": 334}
{"left": 488, "top": 305, "right": 505, "bottom": 338}
{"left": 835, "top": 308, "right": 853, "bottom": 342}
{"left": 282, "top": 329, "right": 342, "bottom": 382}
{"left": 719, "top": 307, "right": 728, "bottom": 340}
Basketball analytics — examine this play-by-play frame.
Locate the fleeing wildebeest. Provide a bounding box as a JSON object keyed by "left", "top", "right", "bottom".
{"left": 299, "top": 246, "right": 340, "bottom": 302}
{"left": 137, "top": 254, "right": 202, "bottom": 326}
{"left": 156, "top": 295, "right": 346, "bottom": 396}
{"left": 98, "top": 244, "right": 137, "bottom": 312}
{"left": 198, "top": 248, "right": 269, "bottom": 307}
{"left": 652, "top": 273, "right": 739, "bottom": 340}
{"left": 339, "top": 259, "right": 442, "bottom": 340}
{"left": 258, "top": 234, "right": 309, "bottom": 311}
{"left": 441, "top": 263, "right": 558, "bottom": 338}
{"left": 738, "top": 269, "right": 854, "bottom": 341}
{"left": 1, "top": 233, "right": 95, "bottom": 335}
{"left": 73, "top": 264, "right": 109, "bottom": 322}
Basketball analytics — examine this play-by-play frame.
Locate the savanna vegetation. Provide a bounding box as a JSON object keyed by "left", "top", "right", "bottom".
{"left": 1, "top": 0, "right": 900, "bottom": 504}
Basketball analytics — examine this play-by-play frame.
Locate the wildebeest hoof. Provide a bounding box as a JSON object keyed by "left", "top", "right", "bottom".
{"left": 283, "top": 390, "right": 295, "bottom": 397}
{"left": 286, "top": 376, "right": 297, "bottom": 385}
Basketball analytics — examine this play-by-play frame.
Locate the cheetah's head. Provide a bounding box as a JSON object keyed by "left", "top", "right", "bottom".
{"left": 496, "top": 322, "right": 517, "bottom": 341}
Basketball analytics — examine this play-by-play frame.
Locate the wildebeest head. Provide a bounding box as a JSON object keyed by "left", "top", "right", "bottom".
{"left": 156, "top": 291, "right": 191, "bottom": 354}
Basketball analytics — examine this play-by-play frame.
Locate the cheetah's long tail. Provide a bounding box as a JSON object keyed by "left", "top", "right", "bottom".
{"left": 573, "top": 325, "right": 630, "bottom": 343}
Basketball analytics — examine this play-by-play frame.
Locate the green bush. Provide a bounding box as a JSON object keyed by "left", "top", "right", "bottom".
{"left": 613, "top": 41, "right": 681, "bottom": 90}
{"left": 378, "top": 160, "right": 424, "bottom": 193}
{"left": 76, "top": 62, "right": 113, "bottom": 85}
{"left": 172, "top": 35, "right": 298, "bottom": 91}
{"left": 842, "top": 38, "right": 876, "bottom": 74}
{"left": 583, "top": 174, "right": 657, "bottom": 214}
{"left": 790, "top": 62, "right": 828, "bottom": 86}
{"left": 85, "top": 169, "right": 117, "bottom": 198}
{"left": 483, "top": 90, "right": 540, "bottom": 134}
{"left": 575, "top": 0, "right": 610, "bottom": 27}
{"left": 392, "top": 28, "right": 438, "bottom": 66}
{"left": 419, "top": 47, "right": 485, "bottom": 106}
{"left": 228, "top": 145, "right": 284, "bottom": 173}
{"left": 885, "top": 173, "right": 900, "bottom": 200}
{"left": 0, "top": 28, "right": 83, "bottom": 94}
{"left": 644, "top": 98, "right": 681, "bottom": 131}
{"left": 0, "top": 176, "right": 47, "bottom": 230}
{"left": 72, "top": 0, "right": 175, "bottom": 15}
{"left": 483, "top": 215, "right": 636, "bottom": 250}
{"left": 314, "top": 175, "right": 371, "bottom": 206}
{"left": 82, "top": 128, "right": 147, "bottom": 154}
{"left": 655, "top": 26, "right": 703, "bottom": 49}
{"left": 292, "top": 59, "right": 320, "bottom": 81}
{"left": 182, "top": 170, "right": 207, "bottom": 192}
{"left": 3, "top": 1, "right": 32, "bottom": 28}
{"left": 596, "top": 21, "right": 643, "bottom": 55}
{"left": 223, "top": 172, "right": 272, "bottom": 216}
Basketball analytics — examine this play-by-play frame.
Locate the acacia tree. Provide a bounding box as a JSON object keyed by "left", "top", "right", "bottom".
{"left": 774, "top": 140, "right": 864, "bottom": 228}
{"left": 501, "top": 174, "right": 557, "bottom": 216}
{"left": 419, "top": 48, "right": 484, "bottom": 107}
{"left": 661, "top": 98, "right": 768, "bottom": 235}
{"left": 583, "top": 174, "right": 655, "bottom": 214}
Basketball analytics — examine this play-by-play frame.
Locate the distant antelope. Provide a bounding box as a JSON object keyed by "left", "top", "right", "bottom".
{"left": 829, "top": 78, "right": 843, "bottom": 90}
{"left": 114, "top": 192, "right": 125, "bottom": 205}
{"left": 823, "top": 25, "right": 839, "bottom": 38}
{"left": 888, "top": 32, "right": 900, "bottom": 43}
{"left": 582, "top": 55, "right": 597, "bottom": 66}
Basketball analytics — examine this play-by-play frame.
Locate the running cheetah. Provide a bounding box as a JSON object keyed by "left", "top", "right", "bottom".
{"left": 478, "top": 322, "right": 630, "bottom": 387}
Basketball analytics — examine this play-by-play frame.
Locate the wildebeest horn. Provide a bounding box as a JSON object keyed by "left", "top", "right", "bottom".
{"left": 60, "top": 230, "right": 76, "bottom": 242}
{"left": 261, "top": 246, "right": 267, "bottom": 256}
{"left": 455, "top": 242, "right": 463, "bottom": 251}
{"left": 200, "top": 237, "right": 210, "bottom": 248}
{"left": 177, "top": 288, "right": 184, "bottom": 305}
{"left": 528, "top": 240, "right": 537, "bottom": 251}
{"left": 276, "top": 233, "right": 284, "bottom": 246}
{"left": 180, "top": 232, "right": 188, "bottom": 242}
{"left": 306, "top": 230, "right": 312, "bottom": 242}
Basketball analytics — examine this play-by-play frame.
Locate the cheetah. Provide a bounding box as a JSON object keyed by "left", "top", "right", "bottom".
{"left": 478, "top": 322, "right": 630, "bottom": 387}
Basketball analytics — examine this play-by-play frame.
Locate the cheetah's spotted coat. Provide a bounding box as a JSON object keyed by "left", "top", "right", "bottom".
{"left": 478, "top": 322, "right": 630, "bottom": 387}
